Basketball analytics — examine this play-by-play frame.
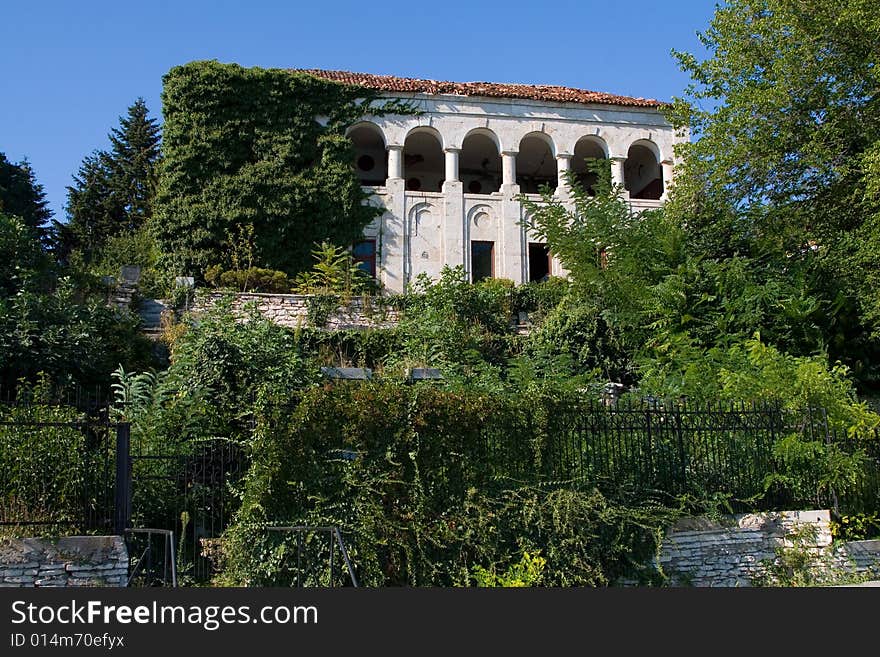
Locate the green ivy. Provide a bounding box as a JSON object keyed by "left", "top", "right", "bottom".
{"left": 153, "top": 60, "right": 413, "bottom": 280}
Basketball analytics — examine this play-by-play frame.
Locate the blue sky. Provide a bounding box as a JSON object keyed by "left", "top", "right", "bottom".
{"left": 1, "top": 1, "right": 717, "bottom": 220}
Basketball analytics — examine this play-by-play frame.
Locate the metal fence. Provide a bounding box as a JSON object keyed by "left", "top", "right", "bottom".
{"left": 488, "top": 400, "right": 879, "bottom": 513}
{"left": 2, "top": 396, "right": 879, "bottom": 584}
{"left": 0, "top": 399, "right": 248, "bottom": 584}
{"left": 123, "top": 434, "right": 248, "bottom": 583}
{"left": 0, "top": 414, "right": 118, "bottom": 533}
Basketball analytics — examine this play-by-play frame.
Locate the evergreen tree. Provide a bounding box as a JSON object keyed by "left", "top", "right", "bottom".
{"left": 60, "top": 98, "right": 161, "bottom": 261}
{"left": 107, "top": 98, "right": 161, "bottom": 231}
{"left": 0, "top": 152, "right": 53, "bottom": 246}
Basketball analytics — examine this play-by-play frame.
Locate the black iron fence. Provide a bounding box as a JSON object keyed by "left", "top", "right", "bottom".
{"left": 0, "top": 414, "right": 117, "bottom": 533}
{"left": 124, "top": 434, "right": 248, "bottom": 583}
{"left": 2, "top": 396, "right": 879, "bottom": 584}
{"left": 489, "top": 400, "right": 879, "bottom": 513}
{"left": 1, "top": 399, "right": 248, "bottom": 584}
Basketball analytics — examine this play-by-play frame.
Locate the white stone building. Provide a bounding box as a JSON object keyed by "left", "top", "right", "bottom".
{"left": 305, "top": 70, "right": 686, "bottom": 293}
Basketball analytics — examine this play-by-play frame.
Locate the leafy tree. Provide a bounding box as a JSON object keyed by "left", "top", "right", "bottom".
{"left": 59, "top": 98, "right": 161, "bottom": 262}
{"left": 666, "top": 0, "right": 880, "bottom": 384}
{"left": 0, "top": 153, "right": 52, "bottom": 245}
{"left": 0, "top": 212, "right": 51, "bottom": 297}
{"left": 153, "top": 61, "right": 411, "bottom": 280}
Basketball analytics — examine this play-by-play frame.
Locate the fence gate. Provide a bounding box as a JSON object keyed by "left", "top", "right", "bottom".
{"left": 115, "top": 431, "right": 248, "bottom": 584}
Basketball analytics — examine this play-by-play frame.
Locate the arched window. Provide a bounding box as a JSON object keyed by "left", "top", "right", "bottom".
{"left": 572, "top": 137, "right": 608, "bottom": 196}
{"left": 403, "top": 129, "right": 444, "bottom": 192}
{"left": 348, "top": 123, "right": 387, "bottom": 186}
{"left": 460, "top": 130, "right": 501, "bottom": 194}
{"left": 624, "top": 142, "right": 663, "bottom": 200}
{"left": 516, "top": 133, "right": 556, "bottom": 193}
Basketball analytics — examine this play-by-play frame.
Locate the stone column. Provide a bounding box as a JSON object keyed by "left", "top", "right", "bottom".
{"left": 382, "top": 177, "right": 406, "bottom": 293}
{"left": 502, "top": 151, "right": 517, "bottom": 188}
{"left": 556, "top": 153, "right": 572, "bottom": 198}
{"left": 444, "top": 148, "right": 460, "bottom": 183}
{"left": 500, "top": 150, "right": 524, "bottom": 283}
{"left": 387, "top": 145, "right": 403, "bottom": 181}
{"left": 610, "top": 156, "right": 628, "bottom": 198}
{"left": 661, "top": 159, "right": 674, "bottom": 200}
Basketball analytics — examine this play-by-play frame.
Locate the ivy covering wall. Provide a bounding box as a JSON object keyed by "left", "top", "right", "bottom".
{"left": 153, "top": 60, "right": 406, "bottom": 279}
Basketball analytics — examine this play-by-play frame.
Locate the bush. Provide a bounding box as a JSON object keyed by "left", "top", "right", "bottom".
{"left": 219, "top": 383, "right": 680, "bottom": 587}
{"left": 0, "top": 379, "right": 102, "bottom": 531}
{"left": 205, "top": 265, "right": 291, "bottom": 293}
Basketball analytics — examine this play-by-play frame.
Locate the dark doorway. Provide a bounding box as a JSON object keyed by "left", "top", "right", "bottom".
{"left": 528, "top": 243, "right": 551, "bottom": 282}
{"left": 471, "top": 241, "right": 494, "bottom": 283}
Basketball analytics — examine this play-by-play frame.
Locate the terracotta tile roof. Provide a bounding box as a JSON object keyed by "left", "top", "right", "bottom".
{"left": 296, "top": 69, "right": 664, "bottom": 109}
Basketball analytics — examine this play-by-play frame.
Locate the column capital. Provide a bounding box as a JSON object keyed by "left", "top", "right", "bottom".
{"left": 556, "top": 152, "right": 573, "bottom": 160}
{"left": 501, "top": 150, "right": 519, "bottom": 157}
{"left": 386, "top": 144, "right": 404, "bottom": 152}
{"left": 443, "top": 146, "right": 462, "bottom": 154}
{"left": 610, "top": 155, "right": 627, "bottom": 162}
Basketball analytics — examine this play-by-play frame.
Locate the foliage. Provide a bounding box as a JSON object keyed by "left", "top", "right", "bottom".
{"left": 0, "top": 277, "right": 154, "bottom": 390}
{"left": 59, "top": 99, "right": 161, "bottom": 264}
{"left": 110, "top": 366, "right": 218, "bottom": 530}
{"left": 509, "top": 276, "right": 569, "bottom": 321}
{"left": 1, "top": 171, "right": 155, "bottom": 391}
{"left": 70, "top": 225, "right": 164, "bottom": 298}
{"left": 0, "top": 212, "right": 51, "bottom": 297}
{"left": 219, "top": 382, "right": 680, "bottom": 587}
{"left": 205, "top": 266, "right": 291, "bottom": 293}
{"left": 0, "top": 377, "right": 95, "bottom": 531}
{"left": 292, "top": 241, "right": 376, "bottom": 295}
{"left": 0, "top": 152, "right": 53, "bottom": 246}
{"left": 666, "top": 0, "right": 880, "bottom": 384}
{"left": 635, "top": 335, "right": 880, "bottom": 436}
{"left": 830, "top": 513, "right": 880, "bottom": 541}
{"left": 385, "top": 266, "right": 517, "bottom": 374}
{"left": 751, "top": 524, "right": 875, "bottom": 587}
{"left": 153, "top": 61, "right": 411, "bottom": 279}
{"left": 164, "top": 298, "right": 314, "bottom": 413}
{"left": 472, "top": 550, "right": 547, "bottom": 587}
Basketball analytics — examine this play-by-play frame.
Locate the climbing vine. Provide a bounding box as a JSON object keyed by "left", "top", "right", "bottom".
{"left": 153, "top": 60, "right": 413, "bottom": 280}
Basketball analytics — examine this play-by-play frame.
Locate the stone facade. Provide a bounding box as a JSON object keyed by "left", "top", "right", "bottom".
{"left": 195, "top": 292, "right": 401, "bottom": 330}
{"left": 0, "top": 536, "right": 129, "bottom": 588}
{"left": 658, "top": 510, "right": 880, "bottom": 586}
{"left": 305, "top": 70, "right": 687, "bottom": 293}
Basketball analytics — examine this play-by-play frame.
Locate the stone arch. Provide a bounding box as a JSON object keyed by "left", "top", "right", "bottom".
{"left": 572, "top": 135, "right": 609, "bottom": 196}
{"left": 403, "top": 127, "right": 444, "bottom": 192}
{"left": 460, "top": 129, "right": 502, "bottom": 194}
{"left": 624, "top": 140, "right": 663, "bottom": 200}
{"left": 467, "top": 203, "right": 495, "bottom": 232}
{"left": 516, "top": 132, "right": 557, "bottom": 193}
{"left": 347, "top": 122, "right": 388, "bottom": 186}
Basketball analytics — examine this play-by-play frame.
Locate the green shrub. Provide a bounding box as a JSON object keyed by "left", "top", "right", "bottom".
{"left": 205, "top": 265, "right": 291, "bottom": 293}
{"left": 0, "top": 378, "right": 101, "bottom": 532}
{"left": 219, "top": 383, "right": 680, "bottom": 587}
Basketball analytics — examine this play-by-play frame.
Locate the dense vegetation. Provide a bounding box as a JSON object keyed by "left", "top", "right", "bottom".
{"left": 153, "top": 60, "right": 411, "bottom": 281}
{"left": 2, "top": 2, "right": 880, "bottom": 584}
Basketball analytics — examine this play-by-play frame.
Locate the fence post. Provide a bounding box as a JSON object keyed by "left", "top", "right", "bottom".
{"left": 114, "top": 422, "right": 131, "bottom": 535}
{"left": 821, "top": 409, "right": 841, "bottom": 518}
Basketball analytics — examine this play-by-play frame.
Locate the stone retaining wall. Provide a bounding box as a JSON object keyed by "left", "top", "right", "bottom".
{"left": 195, "top": 292, "right": 401, "bottom": 330}
{"left": 658, "top": 510, "right": 880, "bottom": 586}
{"left": 0, "top": 536, "right": 128, "bottom": 588}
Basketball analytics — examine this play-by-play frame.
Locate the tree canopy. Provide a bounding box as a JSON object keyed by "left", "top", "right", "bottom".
{"left": 59, "top": 98, "right": 161, "bottom": 263}
{"left": 665, "top": 0, "right": 880, "bottom": 387}
{"left": 0, "top": 153, "right": 53, "bottom": 246}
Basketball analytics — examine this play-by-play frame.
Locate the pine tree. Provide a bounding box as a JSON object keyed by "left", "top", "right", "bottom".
{"left": 60, "top": 98, "right": 161, "bottom": 261}
{"left": 107, "top": 98, "right": 161, "bottom": 231}
{"left": 0, "top": 152, "right": 53, "bottom": 246}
